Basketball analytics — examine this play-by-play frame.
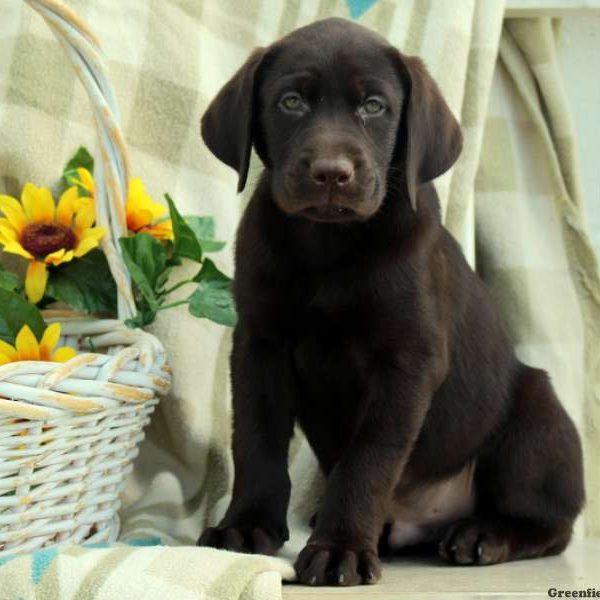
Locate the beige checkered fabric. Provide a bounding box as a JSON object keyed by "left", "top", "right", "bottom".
{"left": 0, "top": 1, "right": 599, "bottom": 598}
{"left": 476, "top": 18, "right": 600, "bottom": 536}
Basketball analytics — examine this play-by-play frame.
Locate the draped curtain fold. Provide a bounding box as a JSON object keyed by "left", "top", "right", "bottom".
{"left": 474, "top": 17, "right": 600, "bottom": 535}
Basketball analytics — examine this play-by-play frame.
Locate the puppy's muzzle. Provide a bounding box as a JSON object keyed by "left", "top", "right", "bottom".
{"left": 310, "top": 158, "right": 355, "bottom": 189}
{"left": 290, "top": 151, "right": 376, "bottom": 221}
{"left": 299, "top": 157, "right": 357, "bottom": 221}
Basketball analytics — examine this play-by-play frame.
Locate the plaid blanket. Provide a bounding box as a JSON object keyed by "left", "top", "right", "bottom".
{"left": 1, "top": 1, "right": 599, "bottom": 599}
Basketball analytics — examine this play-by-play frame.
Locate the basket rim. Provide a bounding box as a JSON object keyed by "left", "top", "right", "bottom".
{"left": 0, "top": 313, "right": 170, "bottom": 419}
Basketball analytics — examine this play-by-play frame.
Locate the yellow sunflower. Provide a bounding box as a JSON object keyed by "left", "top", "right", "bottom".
{"left": 127, "top": 178, "right": 174, "bottom": 241}
{"left": 70, "top": 168, "right": 174, "bottom": 242}
{"left": 0, "top": 323, "right": 76, "bottom": 366}
{"left": 69, "top": 167, "right": 95, "bottom": 197}
{"left": 0, "top": 183, "right": 105, "bottom": 303}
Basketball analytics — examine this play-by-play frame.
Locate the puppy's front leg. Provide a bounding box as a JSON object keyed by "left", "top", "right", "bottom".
{"left": 198, "top": 329, "right": 294, "bottom": 555}
{"left": 295, "top": 363, "right": 436, "bottom": 586}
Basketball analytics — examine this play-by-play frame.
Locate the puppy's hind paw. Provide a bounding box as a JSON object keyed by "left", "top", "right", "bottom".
{"left": 438, "top": 519, "right": 510, "bottom": 566}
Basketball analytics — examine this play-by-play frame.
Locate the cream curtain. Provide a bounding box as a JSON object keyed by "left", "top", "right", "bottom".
{"left": 474, "top": 18, "right": 600, "bottom": 535}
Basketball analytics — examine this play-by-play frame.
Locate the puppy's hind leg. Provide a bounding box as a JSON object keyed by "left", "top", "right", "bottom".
{"left": 439, "top": 365, "right": 584, "bottom": 566}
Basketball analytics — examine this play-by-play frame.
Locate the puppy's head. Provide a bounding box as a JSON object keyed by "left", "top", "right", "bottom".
{"left": 201, "top": 18, "right": 462, "bottom": 223}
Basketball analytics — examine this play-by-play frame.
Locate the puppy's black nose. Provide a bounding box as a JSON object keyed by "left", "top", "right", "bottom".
{"left": 310, "top": 158, "right": 354, "bottom": 187}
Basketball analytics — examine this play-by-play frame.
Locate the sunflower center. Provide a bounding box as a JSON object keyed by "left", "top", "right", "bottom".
{"left": 20, "top": 223, "right": 76, "bottom": 257}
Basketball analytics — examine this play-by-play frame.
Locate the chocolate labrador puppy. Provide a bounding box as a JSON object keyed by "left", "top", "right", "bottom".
{"left": 197, "top": 18, "right": 584, "bottom": 586}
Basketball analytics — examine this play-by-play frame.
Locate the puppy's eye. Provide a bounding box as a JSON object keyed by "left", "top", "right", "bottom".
{"left": 362, "top": 97, "right": 385, "bottom": 116}
{"left": 280, "top": 92, "right": 305, "bottom": 112}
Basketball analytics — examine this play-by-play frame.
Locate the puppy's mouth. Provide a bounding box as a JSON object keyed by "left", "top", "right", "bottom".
{"left": 273, "top": 175, "right": 382, "bottom": 223}
{"left": 300, "top": 204, "right": 359, "bottom": 223}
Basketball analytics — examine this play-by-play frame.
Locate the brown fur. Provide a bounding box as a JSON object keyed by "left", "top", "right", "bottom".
{"left": 197, "top": 18, "right": 584, "bottom": 586}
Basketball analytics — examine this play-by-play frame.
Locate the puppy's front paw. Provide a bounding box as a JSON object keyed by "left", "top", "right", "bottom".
{"left": 198, "top": 523, "right": 286, "bottom": 555}
{"left": 294, "top": 540, "right": 381, "bottom": 586}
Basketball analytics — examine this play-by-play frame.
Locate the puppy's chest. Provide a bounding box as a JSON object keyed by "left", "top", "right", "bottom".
{"left": 272, "top": 276, "right": 392, "bottom": 402}
{"left": 291, "top": 316, "right": 369, "bottom": 404}
{"left": 287, "top": 279, "right": 379, "bottom": 392}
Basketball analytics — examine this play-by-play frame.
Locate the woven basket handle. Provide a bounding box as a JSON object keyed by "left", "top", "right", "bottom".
{"left": 25, "top": 0, "right": 137, "bottom": 320}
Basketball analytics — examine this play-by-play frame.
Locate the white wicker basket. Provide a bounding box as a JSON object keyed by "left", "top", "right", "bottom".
{"left": 0, "top": 0, "right": 171, "bottom": 554}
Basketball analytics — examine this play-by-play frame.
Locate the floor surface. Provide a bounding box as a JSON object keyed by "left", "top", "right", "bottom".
{"left": 283, "top": 537, "right": 600, "bottom": 599}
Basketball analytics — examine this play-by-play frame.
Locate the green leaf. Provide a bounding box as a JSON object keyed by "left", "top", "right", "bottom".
{"left": 0, "top": 267, "right": 19, "bottom": 292}
{"left": 155, "top": 267, "right": 174, "bottom": 294}
{"left": 119, "top": 234, "right": 167, "bottom": 310}
{"left": 166, "top": 255, "right": 182, "bottom": 267}
{"left": 125, "top": 310, "right": 157, "bottom": 329}
{"left": 192, "top": 257, "right": 231, "bottom": 284}
{"left": 64, "top": 146, "right": 94, "bottom": 174}
{"left": 61, "top": 146, "right": 94, "bottom": 195}
{"left": 46, "top": 249, "right": 117, "bottom": 315}
{"left": 186, "top": 216, "right": 215, "bottom": 239}
{"left": 185, "top": 216, "right": 226, "bottom": 253}
{"left": 0, "top": 289, "right": 46, "bottom": 343}
{"left": 166, "top": 194, "right": 203, "bottom": 262}
{"left": 200, "top": 239, "right": 226, "bottom": 252}
{"left": 188, "top": 258, "right": 237, "bottom": 326}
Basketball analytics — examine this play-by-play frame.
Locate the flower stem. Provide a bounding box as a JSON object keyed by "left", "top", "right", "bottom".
{"left": 163, "top": 278, "right": 194, "bottom": 296}
{"left": 157, "top": 299, "right": 188, "bottom": 311}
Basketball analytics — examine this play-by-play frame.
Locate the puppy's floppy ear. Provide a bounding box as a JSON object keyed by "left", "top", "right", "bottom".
{"left": 201, "top": 48, "right": 267, "bottom": 193}
{"left": 389, "top": 50, "right": 463, "bottom": 210}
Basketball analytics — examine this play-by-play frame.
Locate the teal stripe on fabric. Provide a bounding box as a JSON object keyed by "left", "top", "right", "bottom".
{"left": 32, "top": 547, "right": 58, "bottom": 585}
{"left": 346, "top": 0, "right": 378, "bottom": 19}
{"left": 0, "top": 536, "right": 162, "bottom": 577}
{"left": 123, "top": 537, "right": 162, "bottom": 547}
{"left": 83, "top": 536, "right": 162, "bottom": 549}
